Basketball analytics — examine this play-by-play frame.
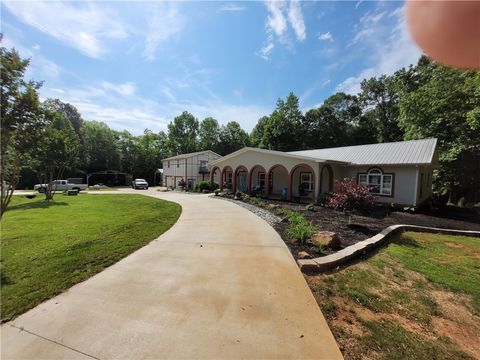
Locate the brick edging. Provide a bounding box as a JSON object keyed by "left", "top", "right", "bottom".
{"left": 298, "top": 225, "right": 480, "bottom": 273}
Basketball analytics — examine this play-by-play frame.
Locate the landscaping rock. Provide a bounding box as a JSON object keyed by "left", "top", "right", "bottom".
{"left": 310, "top": 231, "right": 342, "bottom": 250}
{"left": 298, "top": 251, "right": 311, "bottom": 259}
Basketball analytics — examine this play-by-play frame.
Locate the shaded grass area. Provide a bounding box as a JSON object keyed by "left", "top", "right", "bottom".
{"left": 1, "top": 194, "right": 181, "bottom": 322}
{"left": 307, "top": 232, "right": 480, "bottom": 359}
{"left": 387, "top": 232, "right": 480, "bottom": 314}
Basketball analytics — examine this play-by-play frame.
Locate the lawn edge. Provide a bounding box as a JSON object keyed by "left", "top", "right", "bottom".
{"left": 298, "top": 225, "right": 480, "bottom": 273}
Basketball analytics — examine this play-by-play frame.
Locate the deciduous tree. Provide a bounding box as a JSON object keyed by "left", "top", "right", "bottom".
{"left": 35, "top": 111, "right": 80, "bottom": 200}
{"left": 0, "top": 42, "right": 42, "bottom": 218}
{"left": 167, "top": 111, "right": 199, "bottom": 154}
{"left": 199, "top": 117, "right": 220, "bottom": 152}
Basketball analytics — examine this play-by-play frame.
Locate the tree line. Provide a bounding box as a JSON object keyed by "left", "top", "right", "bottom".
{"left": 1, "top": 40, "right": 479, "bottom": 218}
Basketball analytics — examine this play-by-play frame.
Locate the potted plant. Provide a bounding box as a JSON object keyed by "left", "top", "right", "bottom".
{"left": 178, "top": 179, "right": 186, "bottom": 191}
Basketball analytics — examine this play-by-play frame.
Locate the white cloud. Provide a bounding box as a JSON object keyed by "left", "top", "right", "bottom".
{"left": 3, "top": 1, "right": 128, "bottom": 58}
{"left": 40, "top": 84, "right": 169, "bottom": 134}
{"left": 101, "top": 81, "right": 137, "bottom": 96}
{"left": 318, "top": 32, "right": 333, "bottom": 42}
{"left": 142, "top": 3, "right": 184, "bottom": 61}
{"left": 258, "top": 42, "right": 275, "bottom": 60}
{"left": 1, "top": 33, "right": 62, "bottom": 80}
{"left": 220, "top": 3, "right": 246, "bottom": 12}
{"left": 300, "top": 79, "right": 333, "bottom": 104}
{"left": 336, "top": 68, "right": 375, "bottom": 95}
{"left": 336, "top": 5, "right": 421, "bottom": 95}
{"left": 174, "top": 102, "right": 270, "bottom": 132}
{"left": 32, "top": 44, "right": 40, "bottom": 51}
{"left": 265, "top": 1, "right": 288, "bottom": 38}
{"left": 260, "top": 0, "right": 306, "bottom": 59}
{"left": 287, "top": 0, "right": 306, "bottom": 41}
{"left": 160, "top": 86, "right": 176, "bottom": 102}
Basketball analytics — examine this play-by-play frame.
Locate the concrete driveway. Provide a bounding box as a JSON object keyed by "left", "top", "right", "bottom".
{"left": 2, "top": 189, "right": 342, "bottom": 359}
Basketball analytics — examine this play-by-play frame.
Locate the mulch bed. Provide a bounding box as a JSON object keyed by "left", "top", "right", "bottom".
{"left": 216, "top": 193, "right": 479, "bottom": 260}
{"left": 252, "top": 198, "right": 480, "bottom": 260}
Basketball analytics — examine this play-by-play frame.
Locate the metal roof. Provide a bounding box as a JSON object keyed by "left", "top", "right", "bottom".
{"left": 162, "top": 150, "right": 221, "bottom": 161}
{"left": 210, "top": 147, "right": 347, "bottom": 166}
{"left": 289, "top": 138, "right": 438, "bottom": 165}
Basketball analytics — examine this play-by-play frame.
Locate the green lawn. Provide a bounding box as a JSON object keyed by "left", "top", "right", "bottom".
{"left": 1, "top": 194, "right": 181, "bottom": 322}
{"left": 307, "top": 232, "right": 480, "bottom": 360}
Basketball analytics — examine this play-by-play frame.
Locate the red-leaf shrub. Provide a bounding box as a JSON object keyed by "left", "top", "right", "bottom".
{"left": 326, "top": 178, "right": 377, "bottom": 211}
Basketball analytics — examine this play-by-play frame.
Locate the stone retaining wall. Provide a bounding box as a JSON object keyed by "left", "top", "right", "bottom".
{"left": 298, "top": 225, "right": 480, "bottom": 273}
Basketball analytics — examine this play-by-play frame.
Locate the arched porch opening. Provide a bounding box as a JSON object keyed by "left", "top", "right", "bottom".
{"left": 290, "top": 163, "right": 316, "bottom": 202}
{"left": 249, "top": 165, "right": 266, "bottom": 195}
{"left": 267, "top": 164, "right": 289, "bottom": 200}
{"left": 221, "top": 166, "right": 233, "bottom": 191}
{"left": 210, "top": 166, "right": 221, "bottom": 189}
{"left": 233, "top": 165, "right": 249, "bottom": 193}
{"left": 320, "top": 164, "right": 334, "bottom": 193}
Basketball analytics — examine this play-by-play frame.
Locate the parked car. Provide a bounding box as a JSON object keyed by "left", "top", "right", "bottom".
{"left": 34, "top": 180, "right": 88, "bottom": 193}
{"left": 132, "top": 179, "right": 149, "bottom": 190}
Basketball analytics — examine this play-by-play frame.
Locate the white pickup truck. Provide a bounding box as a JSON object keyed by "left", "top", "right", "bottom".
{"left": 34, "top": 180, "right": 88, "bottom": 193}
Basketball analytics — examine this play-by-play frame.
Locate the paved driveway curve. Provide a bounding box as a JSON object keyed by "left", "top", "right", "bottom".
{"left": 2, "top": 189, "right": 342, "bottom": 359}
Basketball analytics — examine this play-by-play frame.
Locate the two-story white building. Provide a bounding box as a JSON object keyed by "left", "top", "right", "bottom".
{"left": 162, "top": 150, "right": 222, "bottom": 190}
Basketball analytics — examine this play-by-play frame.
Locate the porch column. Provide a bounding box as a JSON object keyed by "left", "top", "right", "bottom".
{"left": 287, "top": 171, "right": 292, "bottom": 201}
{"left": 265, "top": 172, "right": 270, "bottom": 197}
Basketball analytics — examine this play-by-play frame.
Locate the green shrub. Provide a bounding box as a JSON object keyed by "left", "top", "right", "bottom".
{"left": 268, "top": 203, "right": 280, "bottom": 210}
{"left": 305, "top": 203, "right": 315, "bottom": 211}
{"left": 457, "top": 197, "right": 465, "bottom": 208}
{"left": 247, "top": 197, "right": 265, "bottom": 208}
{"left": 214, "top": 189, "right": 220, "bottom": 196}
{"left": 280, "top": 208, "right": 316, "bottom": 243}
{"left": 194, "top": 181, "right": 219, "bottom": 193}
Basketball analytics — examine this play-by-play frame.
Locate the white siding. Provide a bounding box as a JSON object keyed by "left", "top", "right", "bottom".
{"left": 338, "top": 165, "right": 426, "bottom": 206}
{"left": 162, "top": 151, "right": 221, "bottom": 189}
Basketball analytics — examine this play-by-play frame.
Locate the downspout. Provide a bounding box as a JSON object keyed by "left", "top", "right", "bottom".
{"left": 413, "top": 167, "right": 419, "bottom": 207}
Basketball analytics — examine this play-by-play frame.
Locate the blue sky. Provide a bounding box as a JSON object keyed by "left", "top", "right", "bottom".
{"left": 1, "top": 1, "right": 421, "bottom": 135}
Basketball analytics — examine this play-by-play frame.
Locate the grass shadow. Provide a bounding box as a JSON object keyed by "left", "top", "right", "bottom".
{"left": 316, "top": 231, "right": 426, "bottom": 276}
{"left": 391, "top": 234, "right": 422, "bottom": 248}
{"left": 6, "top": 201, "right": 69, "bottom": 212}
{"left": 319, "top": 232, "right": 405, "bottom": 275}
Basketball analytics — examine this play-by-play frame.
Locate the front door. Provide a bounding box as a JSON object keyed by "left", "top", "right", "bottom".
{"left": 238, "top": 171, "right": 248, "bottom": 192}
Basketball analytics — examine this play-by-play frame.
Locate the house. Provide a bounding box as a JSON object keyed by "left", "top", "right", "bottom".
{"left": 209, "top": 138, "right": 438, "bottom": 207}
{"left": 162, "top": 150, "right": 222, "bottom": 190}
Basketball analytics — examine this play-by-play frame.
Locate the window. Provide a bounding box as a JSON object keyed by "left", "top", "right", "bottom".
{"left": 300, "top": 172, "right": 313, "bottom": 192}
{"left": 358, "top": 168, "right": 393, "bottom": 196}
{"left": 258, "top": 172, "right": 265, "bottom": 189}
{"left": 168, "top": 161, "right": 170, "bottom": 168}
{"left": 200, "top": 160, "right": 208, "bottom": 172}
{"left": 177, "top": 161, "right": 179, "bottom": 168}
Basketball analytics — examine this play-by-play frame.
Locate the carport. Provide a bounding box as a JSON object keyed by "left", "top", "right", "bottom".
{"left": 86, "top": 170, "right": 133, "bottom": 187}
